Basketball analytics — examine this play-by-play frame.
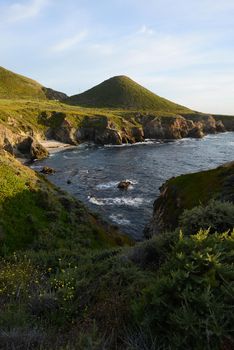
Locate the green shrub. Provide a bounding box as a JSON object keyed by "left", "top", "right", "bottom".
{"left": 179, "top": 200, "right": 234, "bottom": 235}
{"left": 128, "top": 232, "right": 174, "bottom": 270}
{"left": 133, "top": 230, "right": 234, "bottom": 350}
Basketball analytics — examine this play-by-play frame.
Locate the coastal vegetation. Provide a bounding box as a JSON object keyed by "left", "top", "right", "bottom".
{"left": 1, "top": 67, "right": 234, "bottom": 160}
{"left": 66, "top": 75, "right": 189, "bottom": 111}
{"left": 0, "top": 152, "right": 233, "bottom": 349}
{"left": 0, "top": 67, "right": 233, "bottom": 349}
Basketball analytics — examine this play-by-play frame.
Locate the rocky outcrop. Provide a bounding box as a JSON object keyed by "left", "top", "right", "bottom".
{"left": 2, "top": 110, "right": 232, "bottom": 158}
{"left": 47, "top": 119, "right": 78, "bottom": 145}
{"left": 213, "top": 114, "right": 234, "bottom": 131}
{"left": 144, "top": 162, "right": 234, "bottom": 238}
{"left": 0, "top": 125, "right": 48, "bottom": 160}
{"left": 39, "top": 108, "right": 234, "bottom": 147}
{"left": 142, "top": 114, "right": 225, "bottom": 140}
{"left": 41, "top": 166, "right": 56, "bottom": 175}
{"left": 16, "top": 136, "right": 48, "bottom": 160}
{"left": 42, "top": 87, "right": 68, "bottom": 101}
{"left": 118, "top": 180, "right": 132, "bottom": 189}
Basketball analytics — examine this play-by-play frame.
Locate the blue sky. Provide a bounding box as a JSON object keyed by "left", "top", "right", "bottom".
{"left": 0, "top": 0, "right": 234, "bottom": 114}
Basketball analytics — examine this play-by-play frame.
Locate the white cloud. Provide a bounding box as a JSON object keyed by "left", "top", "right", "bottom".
{"left": 139, "top": 25, "right": 154, "bottom": 35}
{"left": 5, "top": 0, "right": 49, "bottom": 22}
{"left": 51, "top": 31, "right": 88, "bottom": 52}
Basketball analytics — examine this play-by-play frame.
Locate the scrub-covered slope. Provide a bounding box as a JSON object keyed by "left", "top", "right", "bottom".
{"left": 145, "top": 162, "right": 234, "bottom": 236}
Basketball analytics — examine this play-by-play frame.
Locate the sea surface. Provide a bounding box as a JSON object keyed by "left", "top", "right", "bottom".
{"left": 33, "top": 132, "right": 234, "bottom": 240}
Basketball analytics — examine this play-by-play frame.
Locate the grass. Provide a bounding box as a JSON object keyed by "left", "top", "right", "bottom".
{"left": 0, "top": 98, "right": 189, "bottom": 146}
{"left": 0, "top": 151, "right": 233, "bottom": 349}
{"left": 0, "top": 66, "right": 47, "bottom": 100}
{"left": 0, "top": 150, "right": 130, "bottom": 253}
{"left": 0, "top": 66, "right": 67, "bottom": 102}
{"left": 66, "top": 75, "right": 191, "bottom": 112}
{"left": 154, "top": 162, "right": 234, "bottom": 231}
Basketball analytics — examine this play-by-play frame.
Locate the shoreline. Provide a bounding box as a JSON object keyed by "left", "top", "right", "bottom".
{"left": 40, "top": 139, "right": 77, "bottom": 154}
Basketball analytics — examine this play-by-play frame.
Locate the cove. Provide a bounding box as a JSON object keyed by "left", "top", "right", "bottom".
{"left": 34, "top": 132, "right": 234, "bottom": 240}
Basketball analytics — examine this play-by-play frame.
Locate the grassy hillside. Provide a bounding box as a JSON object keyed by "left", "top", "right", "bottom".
{"left": 0, "top": 99, "right": 135, "bottom": 136}
{"left": 0, "top": 151, "right": 233, "bottom": 349}
{"left": 66, "top": 75, "right": 191, "bottom": 112}
{"left": 151, "top": 162, "right": 234, "bottom": 233}
{"left": 0, "top": 150, "right": 129, "bottom": 253}
{"left": 0, "top": 67, "right": 67, "bottom": 101}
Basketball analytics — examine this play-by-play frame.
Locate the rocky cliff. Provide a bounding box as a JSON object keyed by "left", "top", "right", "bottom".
{"left": 0, "top": 124, "right": 48, "bottom": 160}
{"left": 1, "top": 105, "right": 233, "bottom": 161}
{"left": 145, "top": 162, "right": 234, "bottom": 237}
{"left": 47, "top": 112, "right": 230, "bottom": 146}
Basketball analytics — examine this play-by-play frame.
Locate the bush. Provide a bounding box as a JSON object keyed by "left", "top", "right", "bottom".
{"left": 133, "top": 230, "right": 234, "bottom": 350}
{"left": 128, "top": 232, "right": 174, "bottom": 270}
{"left": 179, "top": 200, "right": 234, "bottom": 235}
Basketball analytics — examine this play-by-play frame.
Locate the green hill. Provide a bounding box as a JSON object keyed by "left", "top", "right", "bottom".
{"left": 66, "top": 75, "right": 190, "bottom": 112}
{"left": 0, "top": 66, "right": 67, "bottom": 101}
{"left": 0, "top": 150, "right": 129, "bottom": 252}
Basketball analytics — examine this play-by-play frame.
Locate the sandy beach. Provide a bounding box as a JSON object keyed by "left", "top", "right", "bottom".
{"left": 40, "top": 140, "right": 76, "bottom": 153}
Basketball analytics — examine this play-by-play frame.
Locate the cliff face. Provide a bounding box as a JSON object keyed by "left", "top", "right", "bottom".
{"left": 145, "top": 162, "right": 234, "bottom": 237}
{"left": 47, "top": 112, "right": 229, "bottom": 146}
{"left": 0, "top": 99, "right": 233, "bottom": 159}
{"left": 0, "top": 125, "right": 48, "bottom": 160}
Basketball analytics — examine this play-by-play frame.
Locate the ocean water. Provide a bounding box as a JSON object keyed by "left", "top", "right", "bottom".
{"left": 33, "top": 132, "right": 234, "bottom": 240}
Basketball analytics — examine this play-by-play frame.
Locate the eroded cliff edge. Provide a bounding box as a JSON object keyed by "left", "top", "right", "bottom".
{"left": 1, "top": 100, "right": 234, "bottom": 161}
{"left": 145, "top": 161, "right": 234, "bottom": 237}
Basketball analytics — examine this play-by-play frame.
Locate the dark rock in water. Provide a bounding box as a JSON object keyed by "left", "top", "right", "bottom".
{"left": 67, "top": 179, "right": 72, "bottom": 184}
{"left": 41, "top": 166, "right": 55, "bottom": 175}
{"left": 118, "top": 180, "right": 132, "bottom": 190}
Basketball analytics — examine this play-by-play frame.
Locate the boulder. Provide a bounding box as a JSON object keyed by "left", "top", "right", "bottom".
{"left": 17, "top": 137, "right": 48, "bottom": 160}
{"left": 41, "top": 166, "right": 56, "bottom": 175}
{"left": 117, "top": 180, "right": 132, "bottom": 190}
{"left": 95, "top": 129, "right": 122, "bottom": 145}
{"left": 215, "top": 120, "right": 226, "bottom": 132}
{"left": 188, "top": 125, "right": 204, "bottom": 138}
{"left": 30, "top": 139, "right": 49, "bottom": 160}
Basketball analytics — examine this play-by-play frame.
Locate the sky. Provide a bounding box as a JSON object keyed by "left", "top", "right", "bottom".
{"left": 0, "top": 0, "right": 234, "bottom": 114}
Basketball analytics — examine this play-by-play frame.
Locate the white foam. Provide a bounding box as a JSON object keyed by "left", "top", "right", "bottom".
{"left": 63, "top": 155, "right": 73, "bottom": 159}
{"left": 88, "top": 196, "right": 105, "bottom": 206}
{"left": 109, "top": 214, "right": 131, "bottom": 225}
{"left": 96, "top": 181, "right": 119, "bottom": 190}
{"left": 104, "top": 139, "right": 160, "bottom": 148}
{"left": 96, "top": 179, "right": 138, "bottom": 190}
{"left": 30, "top": 165, "right": 42, "bottom": 169}
{"left": 88, "top": 196, "right": 149, "bottom": 207}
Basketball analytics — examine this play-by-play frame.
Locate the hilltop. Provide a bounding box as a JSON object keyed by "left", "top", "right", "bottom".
{"left": 0, "top": 66, "right": 67, "bottom": 101}
{"left": 0, "top": 67, "right": 234, "bottom": 154}
{"left": 66, "top": 75, "right": 190, "bottom": 112}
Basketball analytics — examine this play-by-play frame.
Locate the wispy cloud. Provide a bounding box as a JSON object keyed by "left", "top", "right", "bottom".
{"left": 138, "top": 25, "right": 154, "bottom": 35}
{"left": 51, "top": 31, "right": 88, "bottom": 52}
{"left": 4, "top": 0, "right": 49, "bottom": 22}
